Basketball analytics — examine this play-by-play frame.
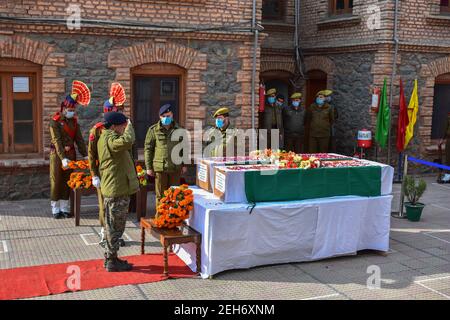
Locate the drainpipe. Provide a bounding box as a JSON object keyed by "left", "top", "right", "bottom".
{"left": 387, "top": 0, "right": 400, "bottom": 165}
{"left": 250, "top": 0, "right": 258, "bottom": 150}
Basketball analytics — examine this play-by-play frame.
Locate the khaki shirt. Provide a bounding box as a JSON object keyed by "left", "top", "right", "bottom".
{"left": 305, "top": 103, "right": 334, "bottom": 138}
{"left": 144, "top": 121, "right": 183, "bottom": 172}
{"left": 49, "top": 114, "right": 87, "bottom": 160}
{"left": 98, "top": 123, "right": 139, "bottom": 198}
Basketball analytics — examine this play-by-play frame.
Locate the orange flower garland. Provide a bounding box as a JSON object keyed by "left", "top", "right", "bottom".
{"left": 67, "top": 172, "right": 92, "bottom": 189}
{"left": 64, "top": 159, "right": 90, "bottom": 170}
{"left": 136, "top": 165, "right": 147, "bottom": 187}
{"left": 153, "top": 184, "right": 194, "bottom": 229}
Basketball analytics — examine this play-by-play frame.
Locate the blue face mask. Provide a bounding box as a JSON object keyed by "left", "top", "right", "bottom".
{"left": 316, "top": 98, "right": 325, "bottom": 106}
{"left": 65, "top": 111, "right": 75, "bottom": 119}
{"left": 216, "top": 118, "right": 225, "bottom": 129}
{"left": 161, "top": 116, "right": 173, "bottom": 126}
{"left": 276, "top": 101, "right": 284, "bottom": 107}
{"left": 292, "top": 101, "right": 300, "bottom": 108}
{"left": 268, "top": 97, "right": 276, "bottom": 104}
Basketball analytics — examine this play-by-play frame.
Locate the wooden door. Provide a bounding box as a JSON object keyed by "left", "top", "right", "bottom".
{"left": 133, "top": 76, "right": 180, "bottom": 148}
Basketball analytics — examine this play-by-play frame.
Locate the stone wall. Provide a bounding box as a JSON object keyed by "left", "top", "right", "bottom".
{"left": 0, "top": 166, "right": 50, "bottom": 200}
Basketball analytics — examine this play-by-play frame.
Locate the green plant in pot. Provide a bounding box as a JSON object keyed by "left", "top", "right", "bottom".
{"left": 403, "top": 175, "right": 427, "bottom": 222}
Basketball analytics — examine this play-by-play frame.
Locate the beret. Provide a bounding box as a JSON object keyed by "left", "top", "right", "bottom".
{"left": 276, "top": 94, "right": 285, "bottom": 100}
{"left": 213, "top": 107, "right": 230, "bottom": 118}
{"left": 266, "top": 88, "right": 277, "bottom": 96}
{"left": 290, "top": 92, "right": 302, "bottom": 99}
{"left": 159, "top": 104, "right": 172, "bottom": 116}
{"left": 104, "top": 112, "right": 127, "bottom": 125}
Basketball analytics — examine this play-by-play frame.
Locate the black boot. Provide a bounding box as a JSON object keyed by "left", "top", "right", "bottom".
{"left": 106, "top": 257, "right": 133, "bottom": 272}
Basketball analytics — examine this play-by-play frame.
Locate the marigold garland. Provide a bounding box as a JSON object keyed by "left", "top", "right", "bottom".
{"left": 63, "top": 159, "right": 90, "bottom": 170}
{"left": 136, "top": 165, "right": 148, "bottom": 187}
{"left": 153, "top": 184, "right": 194, "bottom": 229}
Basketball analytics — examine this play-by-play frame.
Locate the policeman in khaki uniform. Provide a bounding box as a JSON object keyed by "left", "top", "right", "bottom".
{"left": 305, "top": 90, "right": 335, "bottom": 153}
{"left": 97, "top": 112, "right": 138, "bottom": 272}
{"left": 49, "top": 81, "right": 90, "bottom": 219}
{"left": 144, "top": 104, "right": 187, "bottom": 213}
{"left": 283, "top": 93, "right": 305, "bottom": 153}
{"left": 261, "top": 88, "right": 284, "bottom": 149}
{"left": 204, "top": 107, "right": 238, "bottom": 157}
{"left": 88, "top": 83, "right": 126, "bottom": 246}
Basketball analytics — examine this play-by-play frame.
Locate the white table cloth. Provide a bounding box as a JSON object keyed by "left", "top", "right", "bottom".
{"left": 175, "top": 187, "right": 392, "bottom": 278}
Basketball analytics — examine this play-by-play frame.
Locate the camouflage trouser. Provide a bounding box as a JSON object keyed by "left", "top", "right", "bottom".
{"left": 104, "top": 196, "right": 130, "bottom": 258}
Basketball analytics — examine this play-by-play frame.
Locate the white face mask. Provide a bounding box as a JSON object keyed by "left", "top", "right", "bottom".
{"left": 65, "top": 111, "right": 75, "bottom": 119}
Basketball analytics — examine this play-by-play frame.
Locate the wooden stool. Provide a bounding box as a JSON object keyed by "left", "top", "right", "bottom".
{"left": 70, "top": 187, "right": 147, "bottom": 226}
{"left": 140, "top": 218, "right": 201, "bottom": 276}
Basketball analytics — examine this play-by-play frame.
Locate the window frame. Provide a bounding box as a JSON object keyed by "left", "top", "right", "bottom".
{"left": 0, "top": 61, "right": 42, "bottom": 158}
{"left": 329, "top": 0, "right": 354, "bottom": 16}
{"left": 262, "top": 0, "right": 286, "bottom": 21}
{"left": 441, "top": 0, "right": 450, "bottom": 14}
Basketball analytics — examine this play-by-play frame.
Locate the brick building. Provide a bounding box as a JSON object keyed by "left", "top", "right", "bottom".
{"left": 0, "top": 0, "right": 263, "bottom": 199}
{"left": 1, "top": 0, "right": 450, "bottom": 199}
{"left": 261, "top": 0, "right": 450, "bottom": 161}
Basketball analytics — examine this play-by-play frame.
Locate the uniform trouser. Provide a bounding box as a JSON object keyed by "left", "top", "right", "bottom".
{"left": 155, "top": 171, "right": 181, "bottom": 212}
{"left": 97, "top": 188, "right": 105, "bottom": 227}
{"left": 284, "top": 134, "right": 304, "bottom": 154}
{"left": 49, "top": 153, "right": 72, "bottom": 201}
{"left": 104, "top": 196, "right": 130, "bottom": 259}
{"left": 309, "top": 136, "right": 330, "bottom": 153}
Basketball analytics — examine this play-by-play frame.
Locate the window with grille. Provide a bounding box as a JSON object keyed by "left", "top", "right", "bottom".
{"left": 441, "top": 0, "right": 450, "bottom": 13}
{"left": 329, "top": 0, "right": 353, "bottom": 16}
{"left": 262, "top": 0, "right": 285, "bottom": 21}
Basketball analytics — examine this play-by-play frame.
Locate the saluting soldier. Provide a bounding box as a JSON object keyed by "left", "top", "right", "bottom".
{"left": 88, "top": 83, "right": 126, "bottom": 246}
{"left": 440, "top": 112, "right": 450, "bottom": 182}
{"left": 144, "top": 104, "right": 187, "bottom": 212}
{"left": 283, "top": 93, "right": 305, "bottom": 153}
{"left": 97, "top": 112, "right": 138, "bottom": 272}
{"left": 305, "top": 90, "right": 335, "bottom": 153}
{"left": 49, "top": 81, "right": 90, "bottom": 219}
{"left": 204, "top": 107, "right": 238, "bottom": 158}
{"left": 261, "top": 88, "right": 284, "bottom": 149}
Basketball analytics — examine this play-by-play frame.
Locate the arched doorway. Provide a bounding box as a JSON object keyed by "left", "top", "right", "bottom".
{"left": 431, "top": 72, "right": 450, "bottom": 139}
{"left": 131, "top": 63, "right": 186, "bottom": 149}
{"left": 305, "top": 69, "right": 328, "bottom": 108}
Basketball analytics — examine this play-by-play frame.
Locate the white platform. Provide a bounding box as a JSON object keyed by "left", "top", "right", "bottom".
{"left": 175, "top": 187, "right": 392, "bottom": 278}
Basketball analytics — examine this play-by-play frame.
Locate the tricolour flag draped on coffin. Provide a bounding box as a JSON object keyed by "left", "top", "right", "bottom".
{"left": 404, "top": 79, "right": 419, "bottom": 149}
{"left": 375, "top": 78, "right": 391, "bottom": 148}
{"left": 396, "top": 79, "right": 409, "bottom": 152}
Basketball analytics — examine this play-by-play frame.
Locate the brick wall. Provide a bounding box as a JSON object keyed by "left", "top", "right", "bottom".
{"left": 0, "top": 0, "right": 262, "bottom": 28}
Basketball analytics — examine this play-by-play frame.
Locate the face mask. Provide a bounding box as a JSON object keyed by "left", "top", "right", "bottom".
{"left": 316, "top": 98, "right": 325, "bottom": 106}
{"left": 292, "top": 101, "right": 300, "bottom": 108}
{"left": 276, "top": 101, "right": 284, "bottom": 107}
{"left": 216, "top": 118, "right": 225, "bottom": 129}
{"left": 268, "top": 97, "right": 276, "bottom": 104}
{"left": 65, "top": 111, "right": 75, "bottom": 119}
{"left": 161, "top": 116, "right": 173, "bottom": 126}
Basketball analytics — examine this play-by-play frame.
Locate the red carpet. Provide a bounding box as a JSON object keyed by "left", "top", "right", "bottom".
{"left": 0, "top": 253, "right": 196, "bottom": 300}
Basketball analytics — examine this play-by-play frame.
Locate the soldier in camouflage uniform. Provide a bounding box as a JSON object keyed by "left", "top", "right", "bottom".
{"left": 144, "top": 104, "right": 187, "bottom": 213}
{"left": 98, "top": 112, "right": 138, "bottom": 272}
{"left": 88, "top": 83, "right": 126, "bottom": 246}
{"left": 204, "top": 107, "right": 238, "bottom": 158}
{"left": 49, "top": 81, "right": 90, "bottom": 219}
{"left": 305, "top": 91, "right": 335, "bottom": 153}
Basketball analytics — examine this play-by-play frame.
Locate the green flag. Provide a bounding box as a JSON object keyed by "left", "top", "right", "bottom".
{"left": 375, "top": 78, "right": 391, "bottom": 148}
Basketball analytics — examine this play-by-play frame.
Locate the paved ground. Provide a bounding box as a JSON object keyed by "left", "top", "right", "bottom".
{"left": 1, "top": 175, "right": 450, "bottom": 300}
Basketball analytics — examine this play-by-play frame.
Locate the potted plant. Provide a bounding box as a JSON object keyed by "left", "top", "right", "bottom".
{"left": 403, "top": 175, "right": 427, "bottom": 222}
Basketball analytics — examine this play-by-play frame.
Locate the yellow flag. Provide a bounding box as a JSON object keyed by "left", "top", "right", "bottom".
{"left": 404, "top": 79, "right": 419, "bottom": 149}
